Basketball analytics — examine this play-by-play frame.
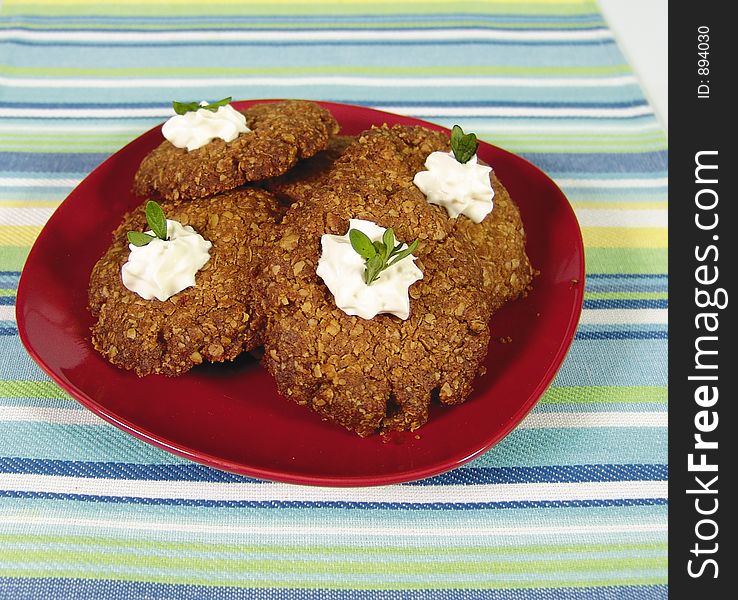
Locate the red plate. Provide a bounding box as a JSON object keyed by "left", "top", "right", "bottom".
{"left": 16, "top": 101, "right": 584, "bottom": 487}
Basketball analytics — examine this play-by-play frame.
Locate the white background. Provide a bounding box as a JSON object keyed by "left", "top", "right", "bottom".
{"left": 599, "top": 0, "right": 668, "bottom": 131}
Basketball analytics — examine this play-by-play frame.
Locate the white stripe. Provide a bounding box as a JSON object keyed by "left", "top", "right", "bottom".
{"left": 579, "top": 308, "right": 667, "bottom": 325}
{"left": 0, "top": 107, "right": 169, "bottom": 119}
{"left": 519, "top": 412, "right": 667, "bottom": 428}
{"left": 0, "top": 123, "right": 145, "bottom": 134}
{"left": 0, "top": 28, "right": 615, "bottom": 44}
{"left": 384, "top": 105, "right": 654, "bottom": 118}
{"left": 0, "top": 407, "right": 103, "bottom": 426}
{"left": 0, "top": 515, "right": 667, "bottom": 537}
{"left": 474, "top": 121, "right": 663, "bottom": 133}
{"left": 0, "top": 105, "right": 654, "bottom": 119}
{"left": 0, "top": 177, "right": 80, "bottom": 188}
{"left": 575, "top": 208, "right": 667, "bottom": 227}
{"left": 0, "top": 121, "right": 663, "bottom": 135}
{"left": 0, "top": 207, "right": 56, "bottom": 226}
{"left": 557, "top": 177, "right": 668, "bottom": 189}
{"left": 0, "top": 473, "right": 666, "bottom": 502}
{"left": 0, "top": 75, "right": 638, "bottom": 89}
{"left": 0, "top": 306, "right": 16, "bottom": 321}
{"left": 0, "top": 406, "right": 667, "bottom": 429}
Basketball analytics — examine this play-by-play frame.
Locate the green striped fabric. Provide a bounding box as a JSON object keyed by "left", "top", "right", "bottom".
{"left": 0, "top": 0, "right": 667, "bottom": 598}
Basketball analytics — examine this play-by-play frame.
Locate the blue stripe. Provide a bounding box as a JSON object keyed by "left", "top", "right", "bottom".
{"left": 1, "top": 114, "right": 655, "bottom": 124}
{"left": 523, "top": 151, "right": 667, "bottom": 173}
{"left": 0, "top": 38, "right": 616, "bottom": 48}
{"left": 0, "top": 297, "right": 15, "bottom": 305}
{"left": 0, "top": 580, "right": 669, "bottom": 600}
{"left": 587, "top": 274, "right": 667, "bottom": 279}
{"left": 0, "top": 458, "right": 667, "bottom": 484}
{"left": 577, "top": 324, "right": 666, "bottom": 334}
{"left": 3, "top": 36, "right": 628, "bottom": 79}
{"left": 417, "top": 464, "right": 668, "bottom": 485}
{"left": 0, "top": 152, "right": 109, "bottom": 174}
{"left": 0, "top": 100, "right": 649, "bottom": 110}
{"left": 558, "top": 171, "right": 665, "bottom": 180}
{"left": 535, "top": 403, "right": 666, "bottom": 414}
{"left": 0, "top": 328, "right": 17, "bottom": 336}
{"left": 583, "top": 299, "right": 667, "bottom": 309}
{"left": 0, "top": 491, "right": 667, "bottom": 509}
{"left": 555, "top": 339, "right": 666, "bottom": 387}
{"left": 0, "top": 423, "right": 667, "bottom": 468}
{"left": 0, "top": 25, "right": 613, "bottom": 34}
{"left": 575, "top": 331, "right": 667, "bottom": 340}
{"left": 6, "top": 81, "right": 645, "bottom": 108}
{"left": 586, "top": 284, "right": 667, "bottom": 293}
{"left": 585, "top": 279, "right": 667, "bottom": 293}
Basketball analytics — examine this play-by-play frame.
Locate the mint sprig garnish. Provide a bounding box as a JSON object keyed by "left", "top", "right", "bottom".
{"left": 126, "top": 231, "right": 157, "bottom": 247}
{"left": 349, "top": 227, "right": 419, "bottom": 285}
{"left": 127, "top": 200, "right": 169, "bottom": 247}
{"left": 172, "top": 96, "right": 232, "bottom": 116}
{"left": 450, "top": 124, "right": 478, "bottom": 164}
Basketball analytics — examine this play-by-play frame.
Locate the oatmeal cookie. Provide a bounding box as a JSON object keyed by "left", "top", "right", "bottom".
{"left": 257, "top": 125, "right": 498, "bottom": 436}
{"left": 133, "top": 100, "right": 340, "bottom": 202}
{"left": 89, "top": 187, "right": 282, "bottom": 377}
{"left": 263, "top": 126, "right": 535, "bottom": 310}
{"left": 456, "top": 172, "right": 536, "bottom": 312}
{"left": 263, "top": 134, "right": 354, "bottom": 205}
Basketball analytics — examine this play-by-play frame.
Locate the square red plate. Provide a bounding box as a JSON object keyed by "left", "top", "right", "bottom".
{"left": 16, "top": 101, "right": 584, "bottom": 486}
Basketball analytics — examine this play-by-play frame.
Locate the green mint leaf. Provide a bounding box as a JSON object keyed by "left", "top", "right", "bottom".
{"left": 172, "top": 100, "right": 201, "bottom": 115}
{"left": 202, "top": 96, "right": 232, "bottom": 111}
{"left": 145, "top": 200, "right": 168, "bottom": 241}
{"left": 382, "top": 228, "right": 395, "bottom": 253}
{"left": 388, "top": 239, "right": 420, "bottom": 267}
{"left": 348, "top": 225, "right": 419, "bottom": 285}
{"left": 450, "top": 124, "right": 478, "bottom": 164}
{"left": 364, "top": 254, "right": 384, "bottom": 285}
{"left": 349, "top": 228, "right": 376, "bottom": 260}
{"left": 127, "top": 231, "right": 156, "bottom": 247}
{"left": 349, "top": 227, "right": 418, "bottom": 285}
{"left": 172, "top": 96, "right": 232, "bottom": 115}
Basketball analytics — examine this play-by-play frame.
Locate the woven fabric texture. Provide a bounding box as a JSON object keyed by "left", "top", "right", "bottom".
{"left": 0, "top": 1, "right": 667, "bottom": 598}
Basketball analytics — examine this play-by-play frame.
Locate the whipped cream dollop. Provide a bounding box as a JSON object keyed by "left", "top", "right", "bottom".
{"left": 121, "top": 220, "right": 212, "bottom": 301}
{"left": 162, "top": 102, "right": 250, "bottom": 151}
{"left": 316, "top": 219, "right": 423, "bottom": 320}
{"left": 413, "top": 151, "right": 494, "bottom": 223}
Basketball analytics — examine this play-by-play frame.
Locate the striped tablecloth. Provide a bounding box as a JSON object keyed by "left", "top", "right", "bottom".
{"left": 0, "top": 1, "right": 667, "bottom": 598}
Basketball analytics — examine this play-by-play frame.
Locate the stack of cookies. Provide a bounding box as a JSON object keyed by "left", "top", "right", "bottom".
{"left": 89, "top": 99, "right": 535, "bottom": 436}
